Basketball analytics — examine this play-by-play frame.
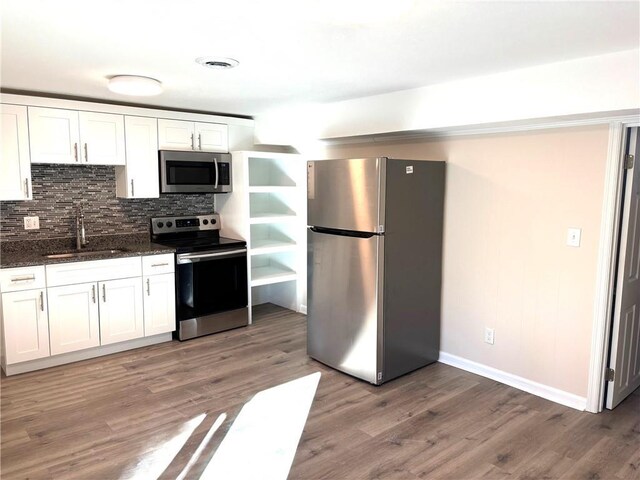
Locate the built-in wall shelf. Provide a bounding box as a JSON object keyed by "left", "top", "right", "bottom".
{"left": 217, "top": 151, "right": 307, "bottom": 323}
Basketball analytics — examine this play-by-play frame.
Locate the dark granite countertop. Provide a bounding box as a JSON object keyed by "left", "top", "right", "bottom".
{"left": 0, "top": 233, "right": 175, "bottom": 269}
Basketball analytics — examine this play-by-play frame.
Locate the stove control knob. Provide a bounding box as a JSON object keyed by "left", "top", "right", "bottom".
{"left": 166, "top": 221, "right": 173, "bottom": 228}
{"left": 156, "top": 222, "right": 164, "bottom": 228}
{"left": 211, "top": 218, "right": 217, "bottom": 225}
{"left": 202, "top": 219, "right": 209, "bottom": 225}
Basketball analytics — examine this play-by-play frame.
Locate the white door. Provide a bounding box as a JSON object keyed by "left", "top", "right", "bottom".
{"left": 158, "top": 119, "right": 195, "bottom": 150}
{"left": 195, "top": 122, "right": 228, "bottom": 152}
{"left": 28, "top": 106, "right": 80, "bottom": 164}
{"left": 607, "top": 127, "right": 640, "bottom": 409}
{"left": 1, "top": 289, "right": 50, "bottom": 364}
{"left": 143, "top": 273, "right": 176, "bottom": 336}
{"left": 98, "top": 277, "right": 144, "bottom": 345}
{"left": 0, "top": 104, "right": 32, "bottom": 200}
{"left": 48, "top": 282, "right": 100, "bottom": 355}
{"left": 118, "top": 116, "right": 159, "bottom": 198}
{"left": 78, "top": 111, "right": 126, "bottom": 165}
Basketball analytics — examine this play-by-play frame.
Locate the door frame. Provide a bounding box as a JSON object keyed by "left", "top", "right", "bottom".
{"left": 587, "top": 120, "right": 640, "bottom": 413}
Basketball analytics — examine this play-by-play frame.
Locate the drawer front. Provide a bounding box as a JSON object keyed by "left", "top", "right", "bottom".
{"left": 46, "top": 257, "right": 142, "bottom": 287}
{"left": 142, "top": 253, "right": 175, "bottom": 276}
{"left": 0, "top": 266, "right": 46, "bottom": 292}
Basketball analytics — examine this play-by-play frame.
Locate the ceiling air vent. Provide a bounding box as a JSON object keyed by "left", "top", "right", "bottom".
{"left": 196, "top": 57, "right": 239, "bottom": 70}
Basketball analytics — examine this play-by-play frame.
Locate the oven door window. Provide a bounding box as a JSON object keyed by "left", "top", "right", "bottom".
{"left": 176, "top": 252, "right": 248, "bottom": 321}
{"left": 166, "top": 161, "right": 216, "bottom": 185}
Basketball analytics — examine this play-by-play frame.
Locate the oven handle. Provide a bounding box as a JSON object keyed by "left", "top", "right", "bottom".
{"left": 177, "top": 248, "right": 246, "bottom": 264}
{"left": 214, "top": 157, "right": 219, "bottom": 190}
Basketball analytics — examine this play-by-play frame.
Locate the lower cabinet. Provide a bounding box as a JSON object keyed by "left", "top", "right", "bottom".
{"left": 47, "top": 282, "right": 100, "bottom": 355}
{"left": 1, "top": 289, "right": 49, "bottom": 363}
{"left": 143, "top": 273, "right": 176, "bottom": 336}
{"left": 99, "top": 277, "right": 144, "bottom": 345}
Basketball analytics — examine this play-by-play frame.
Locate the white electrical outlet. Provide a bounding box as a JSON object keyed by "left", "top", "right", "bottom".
{"left": 23, "top": 216, "right": 40, "bottom": 230}
{"left": 484, "top": 327, "right": 495, "bottom": 345}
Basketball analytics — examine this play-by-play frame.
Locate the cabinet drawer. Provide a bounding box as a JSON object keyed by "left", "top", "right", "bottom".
{"left": 46, "top": 257, "right": 142, "bottom": 287}
{"left": 142, "top": 253, "right": 174, "bottom": 276}
{"left": 0, "top": 266, "right": 46, "bottom": 292}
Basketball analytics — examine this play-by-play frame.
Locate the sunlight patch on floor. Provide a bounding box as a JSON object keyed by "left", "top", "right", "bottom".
{"left": 200, "top": 372, "right": 321, "bottom": 480}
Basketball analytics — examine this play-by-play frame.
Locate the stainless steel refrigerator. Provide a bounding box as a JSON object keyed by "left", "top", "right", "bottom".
{"left": 307, "top": 157, "right": 445, "bottom": 385}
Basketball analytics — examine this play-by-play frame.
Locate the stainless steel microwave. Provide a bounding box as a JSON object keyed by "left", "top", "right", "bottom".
{"left": 159, "top": 150, "right": 232, "bottom": 194}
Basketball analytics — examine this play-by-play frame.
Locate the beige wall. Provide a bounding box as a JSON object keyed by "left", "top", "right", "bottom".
{"left": 325, "top": 125, "right": 610, "bottom": 397}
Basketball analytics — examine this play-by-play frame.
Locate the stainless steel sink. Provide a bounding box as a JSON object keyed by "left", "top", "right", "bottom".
{"left": 43, "top": 249, "right": 126, "bottom": 259}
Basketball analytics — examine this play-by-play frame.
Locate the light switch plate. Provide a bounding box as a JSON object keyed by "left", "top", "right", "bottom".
{"left": 567, "top": 228, "right": 581, "bottom": 247}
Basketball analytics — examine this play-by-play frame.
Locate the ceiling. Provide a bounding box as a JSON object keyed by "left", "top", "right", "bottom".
{"left": 1, "top": 0, "right": 639, "bottom": 118}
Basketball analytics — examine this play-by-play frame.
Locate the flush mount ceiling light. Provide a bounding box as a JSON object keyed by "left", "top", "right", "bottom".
{"left": 107, "top": 75, "right": 163, "bottom": 96}
{"left": 196, "top": 57, "right": 240, "bottom": 70}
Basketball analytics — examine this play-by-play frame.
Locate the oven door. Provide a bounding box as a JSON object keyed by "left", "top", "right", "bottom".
{"left": 175, "top": 248, "right": 248, "bottom": 338}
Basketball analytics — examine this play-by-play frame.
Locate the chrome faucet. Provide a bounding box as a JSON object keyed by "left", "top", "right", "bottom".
{"left": 76, "top": 204, "right": 88, "bottom": 250}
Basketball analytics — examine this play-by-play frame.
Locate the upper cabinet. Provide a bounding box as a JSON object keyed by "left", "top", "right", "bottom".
{"left": 115, "top": 116, "right": 159, "bottom": 199}
{"left": 28, "top": 107, "right": 125, "bottom": 165}
{"left": 158, "top": 119, "right": 228, "bottom": 152}
{"left": 0, "top": 104, "right": 32, "bottom": 200}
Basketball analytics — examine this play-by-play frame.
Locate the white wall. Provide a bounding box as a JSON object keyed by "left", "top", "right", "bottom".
{"left": 324, "top": 125, "right": 611, "bottom": 402}
{"left": 255, "top": 49, "right": 640, "bottom": 146}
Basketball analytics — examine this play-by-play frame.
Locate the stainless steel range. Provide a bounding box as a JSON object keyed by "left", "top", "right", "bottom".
{"left": 151, "top": 213, "right": 248, "bottom": 341}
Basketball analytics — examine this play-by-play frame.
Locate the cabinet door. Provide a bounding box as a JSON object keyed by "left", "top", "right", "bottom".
{"left": 98, "top": 278, "right": 144, "bottom": 345}
{"left": 143, "top": 273, "right": 176, "bottom": 336}
{"left": 158, "top": 119, "right": 195, "bottom": 150}
{"left": 28, "top": 107, "right": 80, "bottom": 164}
{"left": 78, "top": 111, "right": 126, "bottom": 165}
{"left": 1, "top": 289, "right": 49, "bottom": 364}
{"left": 117, "top": 116, "right": 159, "bottom": 198}
{"left": 1, "top": 104, "right": 32, "bottom": 200}
{"left": 195, "top": 122, "right": 228, "bottom": 152}
{"left": 48, "top": 283, "right": 100, "bottom": 355}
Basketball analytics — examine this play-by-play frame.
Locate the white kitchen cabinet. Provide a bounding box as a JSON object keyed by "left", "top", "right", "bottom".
{"left": 29, "top": 107, "right": 125, "bottom": 165}
{"left": 116, "top": 116, "right": 159, "bottom": 198}
{"left": 143, "top": 273, "right": 176, "bottom": 336}
{"left": 1, "top": 289, "right": 49, "bottom": 364}
{"left": 217, "top": 151, "right": 307, "bottom": 322}
{"left": 158, "top": 118, "right": 228, "bottom": 152}
{"left": 1, "top": 104, "right": 32, "bottom": 200}
{"left": 47, "top": 282, "right": 100, "bottom": 355}
{"left": 99, "top": 277, "right": 144, "bottom": 345}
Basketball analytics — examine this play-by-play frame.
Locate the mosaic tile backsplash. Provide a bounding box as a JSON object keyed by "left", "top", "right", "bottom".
{"left": 0, "top": 164, "right": 216, "bottom": 241}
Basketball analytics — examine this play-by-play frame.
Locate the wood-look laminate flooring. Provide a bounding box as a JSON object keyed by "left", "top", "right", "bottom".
{"left": 1, "top": 304, "right": 639, "bottom": 479}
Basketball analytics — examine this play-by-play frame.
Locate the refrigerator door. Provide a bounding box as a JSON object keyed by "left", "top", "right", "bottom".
{"left": 307, "top": 227, "right": 383, "bottom": 384}
{"left": 307, "top": 158, "right": 386, "bottom": 233}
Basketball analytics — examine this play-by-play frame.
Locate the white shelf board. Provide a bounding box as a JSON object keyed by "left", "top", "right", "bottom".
{"left": 248, "top": 186, "right": 297, "bottom": 193}
{"left": 251, "top": 266, "right": 297, "bottom": 287}
{"left": 249, "top": 213, "right": 297, "bottom": 224}
{"left": 250, "top": 239, "right": 297, "bottom": 255}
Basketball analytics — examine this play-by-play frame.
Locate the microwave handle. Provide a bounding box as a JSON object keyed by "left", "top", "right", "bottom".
{"left": 214, "top": 157, "right": 219, "bottom": 189}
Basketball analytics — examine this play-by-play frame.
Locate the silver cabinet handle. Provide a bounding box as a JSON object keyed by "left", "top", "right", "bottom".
{"left": 198, "top": 133, "right": 202, "bottom": 150}
{"left": 74, "top": 143, "right": 79, "bottom": 162}
{"left": 146, "top": 278, "right": 150, "bottom": 296}
{"left": 151, "top": 262, "right": 169, "bottom": 267}
{"left": 11, "top": 275, "right": 35, "bottom": 283}
{"left": 24, "top": 178, "right": 30, "bottom": 198}
{"left": 84, "top": 143, "right": 88, "bottom": 162}
{"left": 191, "top": 133, "right": 195, "bottom": 150}
{"left": 102, "top": 284, "right": 106, "bottom": 302}
{"left": 39, "top": 291, "right": 44, "bottom": 311}
{"left": 131, "top": 179, "right": 135, "bottom": 197}
{"left": 92, "top": 285, "right": 96, "bottom": 303}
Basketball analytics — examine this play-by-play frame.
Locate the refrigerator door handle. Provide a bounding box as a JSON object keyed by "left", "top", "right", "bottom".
{"left": 309, "top": 226, "right": 376, "bottom": 239}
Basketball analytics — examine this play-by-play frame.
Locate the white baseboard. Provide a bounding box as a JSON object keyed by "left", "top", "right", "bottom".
{"left": 299, "top": 304, "right": 307, "bottom": 315}
{"left": 439, "top": 351, "right": 587, "bottom": 411}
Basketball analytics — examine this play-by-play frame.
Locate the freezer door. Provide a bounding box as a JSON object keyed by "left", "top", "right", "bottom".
{"left": 307, "top": 227, "right": 383, "bottom": 384}
{"left": 307, "top": 158, "right": 386, "bottom": 233}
